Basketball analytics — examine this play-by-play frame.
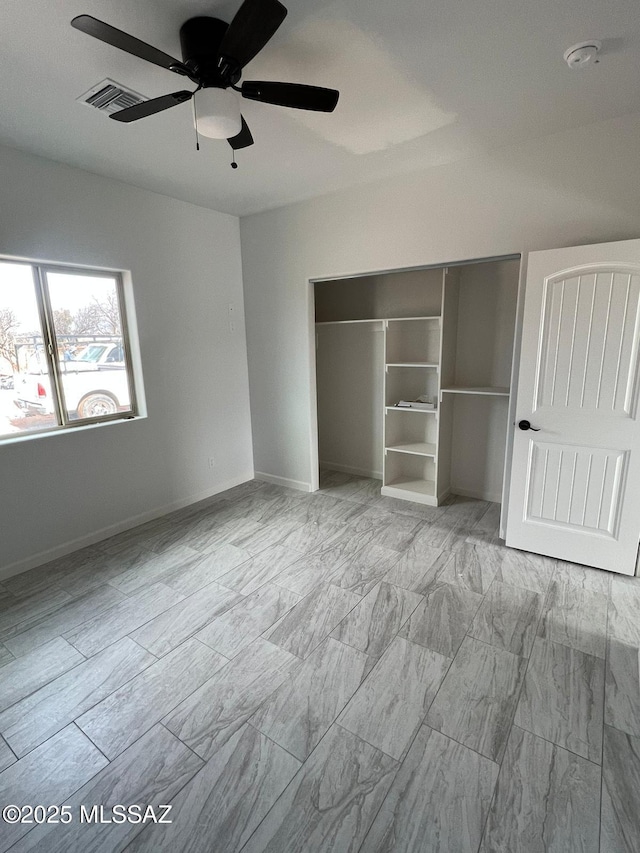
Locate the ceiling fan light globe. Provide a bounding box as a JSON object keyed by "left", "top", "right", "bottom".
{"left": 194, "top": 87, "right": 242, "bottom": 138}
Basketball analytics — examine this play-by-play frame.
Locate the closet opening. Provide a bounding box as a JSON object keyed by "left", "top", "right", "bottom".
{"left": 312, "top": 255, "right": 522, "bottom": 515}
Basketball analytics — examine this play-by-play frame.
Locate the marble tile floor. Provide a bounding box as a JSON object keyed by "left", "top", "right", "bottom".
{"left": 0, "top": 470, "right": 638, "bottom": 852}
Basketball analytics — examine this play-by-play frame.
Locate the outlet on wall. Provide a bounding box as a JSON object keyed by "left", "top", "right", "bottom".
{"left": 208, "top": 457, "right": 215, "bottom": 469}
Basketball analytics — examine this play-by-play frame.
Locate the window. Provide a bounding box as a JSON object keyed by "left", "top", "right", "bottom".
{"left": 0, "top": 259, "right": 138, "bottom": 440}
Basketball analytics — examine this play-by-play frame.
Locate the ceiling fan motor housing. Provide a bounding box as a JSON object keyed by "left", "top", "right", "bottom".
{"left": 179, "top": 17, "right": 233, "bottom": 85}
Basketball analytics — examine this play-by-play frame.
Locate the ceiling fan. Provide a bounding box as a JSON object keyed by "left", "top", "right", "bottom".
{"left": 71, "top": 0, "right": 339, "bottom": 154}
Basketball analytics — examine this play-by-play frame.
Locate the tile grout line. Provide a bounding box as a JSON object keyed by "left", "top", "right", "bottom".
{"left": 0, "top": 725, "right": 113, "bottom": 851}
{"left": 351, "top": 661, "right": 503, "bottom": 853}
{"left": 255, "top": 579, "right": 365, "bottom": 661}
{"left": 0, "top": 593, "right": 77, "bottom": 641}
{"left": 418, "top": 581, "right": 502, "bottom": 740}
{"left": 235, "top": 716, "right": 397, "bottom": 853}
{"left": 158, "top": 720, "right": 206, "bottom": 766}
{"left": 0, "top": 733, "right": 18, "bottom": 765}
{"left": 0, "top": 647, "right": 159, "bottom": 759}
{"left": 59, "top": 586, "right": 209, "bottom": 657}
{"left": 72, "top": 638, "right": 233, "bottom": 763}
{"left": 506, "top": 722, "right": 604, "bottom": 768}
{"left": 329, "top": 589, "right": 425, "bottom": 659}
{"left": 488, "top": 560, "right": 559, "bottom": 766}
{"left": 1, "top": 589, "right": 131, "bottom": 658}
{"left": 119, "top": 584, "right": 248, "bottom": 658}
{"left": 70, "top": 720, "right": 111, "bottom": 765}
{"left": 0, "top": 715, "right": 104, "bottom": 769}
{"left": 0, "top": 641, "right": 90, "bottom": 720}
{"left": 244, "top": 720, "right": 303, "bottom": 765}
{"left": 473, "top": 558, "right": 560, "bottom": 853}
{"left": 597, "top": 583, "right": 612, "bottom": 853}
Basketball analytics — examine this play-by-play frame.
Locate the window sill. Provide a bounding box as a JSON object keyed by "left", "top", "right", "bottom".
{"left": 0, "top": 412, "right": 147, "bottom": 447}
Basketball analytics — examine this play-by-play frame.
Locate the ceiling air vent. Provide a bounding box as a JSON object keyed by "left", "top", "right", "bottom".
{"left": 77, "top": 78, "right": 147, "bottom": 115}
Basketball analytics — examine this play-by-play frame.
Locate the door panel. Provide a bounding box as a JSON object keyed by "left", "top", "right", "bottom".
{"left": 507, "top": 239, "right": 640, "bottom": 574}
{"left": 534, "top": 270, "right": 640, "bottom": 415}
{"left": 525, "top": 442, "right": 627, "bottom": 535}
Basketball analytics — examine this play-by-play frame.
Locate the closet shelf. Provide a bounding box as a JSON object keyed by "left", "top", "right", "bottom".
{"left": 316, "top": 315, "right": 441, "bottom": 326}
{"left": 386, "top": 362, "right": 439, "bottom": 368}
{"left": 386, "top": 315, "right": 441, "bottom": 322}
{"left": 385, "top": 406, "right": 438, "bottom": 414}
{"left": 386, "top": 443, "right": 437, "bottom": 457}
{"left": 315, "top": 318, "right": 384, "bottom": 326}
{"left": 440, "top": 386, "right": 510, "bottom": 397}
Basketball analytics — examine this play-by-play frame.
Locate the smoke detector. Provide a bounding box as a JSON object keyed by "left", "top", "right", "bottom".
{"left": 564, "top": 41, "right": 601, "bottom": 69}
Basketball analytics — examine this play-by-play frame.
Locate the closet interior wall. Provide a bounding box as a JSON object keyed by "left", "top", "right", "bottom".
{"left": 315, "top": 320, "right": 385, "bottom": 478}
{"left": 439, "top": 259, "right": 520, "bottom": 502}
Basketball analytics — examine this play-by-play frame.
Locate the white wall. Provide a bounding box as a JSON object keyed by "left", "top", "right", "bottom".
{"left": 0, "top": 144, "right": 253, "bottom": 576}
{"left": 315, "top": 268, "right": 444, "bottom": 322}
{"left": 240, "top": 111, "right": 640, "bottom": 489}
{"left": 453, "top": 260, "right": 519, "bottom": 389}
{"left": 449, "top": 396, "right": 510, "bottom": 502}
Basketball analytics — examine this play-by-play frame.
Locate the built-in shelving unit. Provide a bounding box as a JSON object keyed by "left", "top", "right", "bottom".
{"left": 314, "top": 257, "right": 520, "bottom": 507}
{"left": 381, "top": 314, "right": 443, "bottom": 505}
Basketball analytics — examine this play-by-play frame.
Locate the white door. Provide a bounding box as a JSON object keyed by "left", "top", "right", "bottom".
{"left": 506, "top": 238, "right": 640, "bottom": 574}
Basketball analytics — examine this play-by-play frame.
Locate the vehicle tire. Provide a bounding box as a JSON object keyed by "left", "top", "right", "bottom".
{"left": 77, "top": 393, "right": 118, "bottom": 418}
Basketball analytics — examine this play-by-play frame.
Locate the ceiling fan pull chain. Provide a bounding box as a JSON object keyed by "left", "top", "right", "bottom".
{"left": 192, "top": 90, "right": 200, "bottom": 151}
{"left": 231, "top": 151, "right": 238, "bottom": 169}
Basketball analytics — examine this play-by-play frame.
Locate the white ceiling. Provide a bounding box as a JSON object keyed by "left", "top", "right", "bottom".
{"left": 2, "top": 0, "right": 640, "bottom": 216}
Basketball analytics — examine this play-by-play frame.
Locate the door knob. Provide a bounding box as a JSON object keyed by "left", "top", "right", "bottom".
{"left": 518, "top": 420, "right": 540, "bottom": 431}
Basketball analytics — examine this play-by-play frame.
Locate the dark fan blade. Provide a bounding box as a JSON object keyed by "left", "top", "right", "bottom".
{"left": 218, "top": 0, "right": 287, "bottom": 69}
{"left": 241, "top": 81, "right": 339, "bottom": 112}
{"left": 110, "top": 91, "right": 193, "bottom": 123}
{"left": 71, "top": 15, "right": 185, "bottom": 72}
{"left": 228, "top": 116, "right": 254, "bottom": 150}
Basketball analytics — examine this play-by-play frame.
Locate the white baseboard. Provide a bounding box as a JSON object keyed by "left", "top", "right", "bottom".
{"left": 320, "top": 461, "right": 382, "bottom": 479}
{"left": 0, "top": 471, "right": 255, "bottom": 581}
{"left": 254, "top": 471, "right": 311, "bottom": 492}
{"left": 451, "top": 485, "right": 503, "bottom": 504}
